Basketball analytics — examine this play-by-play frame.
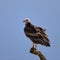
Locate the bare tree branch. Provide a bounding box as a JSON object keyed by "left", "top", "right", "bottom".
{"left": 30, "top": 47, "right": 47, "bottom": 60}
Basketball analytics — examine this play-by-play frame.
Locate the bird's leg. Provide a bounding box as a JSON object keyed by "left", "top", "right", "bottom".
{"left": 35, "top": 44, "right": 37, "bottom": 49}
{"left": 32, "top": 43, "right": 34, "bottom": 48}
{"left": 32, "top": 43, "right": 37, "bottom": 49}
{"left": 32, "top": 43, "right": 37, "bottom": 51}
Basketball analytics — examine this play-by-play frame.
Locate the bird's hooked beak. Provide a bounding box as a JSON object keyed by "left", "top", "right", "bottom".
{"left": 23, "top": 20, "right": 25, "bottom": 23}
{"left": 23, "top": 20, "right": 26, "bottom": 23}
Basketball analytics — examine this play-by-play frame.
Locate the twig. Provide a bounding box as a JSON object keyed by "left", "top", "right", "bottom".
{"left": 30, "top": 47, "right": 47, "bottom": 60}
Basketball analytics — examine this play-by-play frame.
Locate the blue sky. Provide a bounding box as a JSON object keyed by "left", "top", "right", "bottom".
{"left": 0, "top": 0, "right": 60, "bottom": 60}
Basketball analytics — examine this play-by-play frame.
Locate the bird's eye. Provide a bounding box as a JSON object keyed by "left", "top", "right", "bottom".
{"left": 26, "top": 19, "right": 29, "bottom": 21}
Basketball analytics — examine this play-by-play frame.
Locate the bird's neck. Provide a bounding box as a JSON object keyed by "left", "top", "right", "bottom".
{"left": 25, "top": 22, "right": 31, "bottom": 27}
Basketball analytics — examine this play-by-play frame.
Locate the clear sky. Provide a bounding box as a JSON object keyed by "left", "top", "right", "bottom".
{"left": 0, "top": 0, "right": 60, "bottom": 60}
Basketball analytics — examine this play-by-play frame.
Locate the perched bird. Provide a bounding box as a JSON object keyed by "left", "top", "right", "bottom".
{"left": 23, "top": 18, "right": 50, "bottom": 48}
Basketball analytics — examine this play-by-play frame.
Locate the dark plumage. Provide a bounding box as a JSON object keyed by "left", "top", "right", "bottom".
{"left": 23, "top": 18, "right": 50, "bottom": 48}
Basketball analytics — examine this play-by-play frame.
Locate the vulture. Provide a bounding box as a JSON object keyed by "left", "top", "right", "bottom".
{"left": 23, "top": 18, "right": 50, "bottom": 48}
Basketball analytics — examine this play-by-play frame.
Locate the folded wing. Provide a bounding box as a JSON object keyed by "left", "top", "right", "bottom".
{"left": 24, "top": 24, "right": 50, "bottom": 47}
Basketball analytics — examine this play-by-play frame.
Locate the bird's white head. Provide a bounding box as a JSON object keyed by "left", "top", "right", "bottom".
{"left": 23, "top": 18, "right": 30, "bottom": 24}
